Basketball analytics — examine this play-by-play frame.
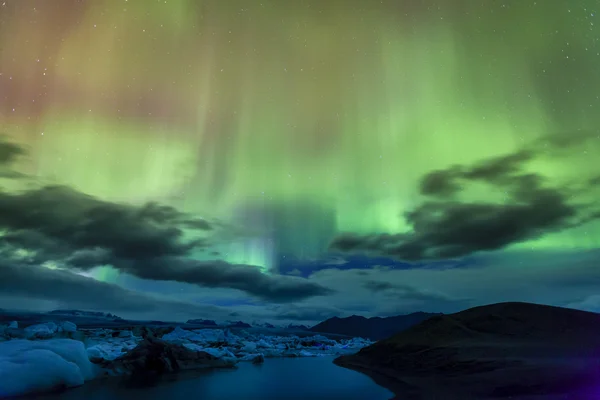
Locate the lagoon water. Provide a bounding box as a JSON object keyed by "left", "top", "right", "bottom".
{"left": 34, "top": 356, "right": 394, "bottom": 400}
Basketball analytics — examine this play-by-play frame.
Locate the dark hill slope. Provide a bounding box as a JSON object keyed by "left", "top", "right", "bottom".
{"left": 335, "top": 302, "right": 600, "bottom": 399}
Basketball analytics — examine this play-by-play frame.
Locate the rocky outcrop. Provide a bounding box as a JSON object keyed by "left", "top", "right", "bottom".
{"left": 99, "top": 337, "right": 237, "bottom": 377}
{"left": 335, "top": 302, "right": 600, "bottom": 399}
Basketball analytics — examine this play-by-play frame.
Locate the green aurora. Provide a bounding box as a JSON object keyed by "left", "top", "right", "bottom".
{"left": 0, "top": 0, "right": 599, "bottom": 321}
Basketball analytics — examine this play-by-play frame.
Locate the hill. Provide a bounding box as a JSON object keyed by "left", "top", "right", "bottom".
{"left": 335, "top": 302, "right": 600, "bottom": 399}
{"left": 311, "top": 312, "right": 440, "bottom": 340}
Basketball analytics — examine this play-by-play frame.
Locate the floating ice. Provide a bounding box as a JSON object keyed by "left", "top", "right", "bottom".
{"left": 0, "top": 339, "right": 95, "bottom": 398}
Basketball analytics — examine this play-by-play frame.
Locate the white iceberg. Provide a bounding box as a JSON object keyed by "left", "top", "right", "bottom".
{"left": 0, "top": 339, "right": 95, "bottom": 398}
{"left": 24, "top": 322, "right": 59, "bottom": 340}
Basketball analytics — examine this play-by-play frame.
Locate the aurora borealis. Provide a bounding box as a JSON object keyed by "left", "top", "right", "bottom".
{"left": 0, "top": 0, "right": 599, "bottom": 323}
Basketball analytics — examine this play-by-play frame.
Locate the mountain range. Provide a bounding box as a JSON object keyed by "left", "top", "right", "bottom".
{"left": 310, "top": 312, "right": 441, "bottom": 340}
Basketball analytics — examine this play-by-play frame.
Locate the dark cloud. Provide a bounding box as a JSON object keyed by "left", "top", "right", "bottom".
{"left": 533, "top": 130, "right": 599, "bottom": 150}
{"left": 0, "top": 185, "right": 202, "bottom": 260}
{"left": 184, "top": 218, "right": 213, "bottom": 230}
{"left": 266, "top": 304, "right": 343, "bottom": 322}
{"left": 330, "top": 132, "right": 599, "bottom": 261}
{"left": 419, "top": 167, "right": 463, "bottom": 197}
{"left": 76, "top": 257, "right": 334, "bottom": 303}
{"left": 589, "top": 175, "right": 600, "bottom": 186}
{"left": 363, "top": 280, "right": 395, "bottom": 292}
{"left": 0, "top": 136, "right": 26, "bottom": 167}
{"left": 363, "top": 280, "right": 453, "bottom": 302}
{"left": 0, "top": 184, "right": 332, "bottom": 303}
{"left": 0, "top": 259, "right": 226, "bottom": 319}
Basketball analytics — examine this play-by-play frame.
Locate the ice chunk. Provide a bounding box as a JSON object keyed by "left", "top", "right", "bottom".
{"left": 0, "top": 339, "right": 95, "bottom": 398}
{"left": 86, "top": 343, "right": 125, "bottom": 362}
{"left": 162, "top": 326, "right": 211, "bottom": 344}
{"left": 241, "top": 341, "right": 257, "bottom": 352}
{"left": 60, "top": 321, "right": 77, "bottom": 333}
{"left": 24, "top": 322, "right": 59, "bottom": 339}
{"left": 256, "top": 339, "right": 273, "bottom": 348}
{"left": 195, "top": 328, "right": 227, "bottom": 343}
{"left": 117, "top": 330, "right": 133, "bottom": 339}
{"left": 239, "top": 353, "right": 264, "bottom": 363}
{"left": 201, "top": 347, "right": 236, "bottom": 359}
{"left": 8, "top": 321, "right": 18, "bottom": 329}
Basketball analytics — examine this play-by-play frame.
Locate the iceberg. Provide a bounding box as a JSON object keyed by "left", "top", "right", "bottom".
{"left": 0, "top": 339, "right": 95, "bottom": 398}
{"left": 0, "top": 318, "right": 374, "bottom": 398}
{"left": 24, "top": 322, "right": 59, "bottom": 340}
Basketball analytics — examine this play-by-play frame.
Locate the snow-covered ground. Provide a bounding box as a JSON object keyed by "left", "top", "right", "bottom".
{"left": 0, "top": 321, "right": 372, "bottom": 398}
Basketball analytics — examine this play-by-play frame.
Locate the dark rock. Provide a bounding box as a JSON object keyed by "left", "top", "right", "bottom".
{"left": 152, "top": 326, "right": 175, "bottom": 339}
{"left": 335, "top": 302, "right": 600, "bottom": 399}
{"left": 4, "top": 327, "right": 26, "bottom": 339}
{"left": 132, "top": 326, "right": 154, "bottom": 339}
{"left": 103, "top": 337, "right": 236, "bottom": 378}
{"left": 251, "top": 354, "right": 265, "bottom": 364}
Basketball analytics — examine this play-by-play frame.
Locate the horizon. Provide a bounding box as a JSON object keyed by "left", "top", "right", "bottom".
{"left": 0, "top": 0, "right": 599, "bottom": 325}
{"left": 2, "top": 299, "right": 599, "bottom": 327}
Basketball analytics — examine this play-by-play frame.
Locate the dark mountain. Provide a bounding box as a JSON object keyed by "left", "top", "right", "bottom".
{"left": 288, "top": 323, "right": 309, "bottom": 330}
{"left": 252, "top": 322, "right": 276, "bottom": 328}
{"left": 228, "top": 321, "right": 251, "bottom": 328}
{"left": 47, "top": 309, "right": 124, "bottom": 320}
{"left": 310, "top": 312, "right": 440, "bottom": 340}
{"left": 335, "top": 302, "right": 600, "bottom": 399}
{"left": 186, "top": 319, "right": 217, "bottom": 326}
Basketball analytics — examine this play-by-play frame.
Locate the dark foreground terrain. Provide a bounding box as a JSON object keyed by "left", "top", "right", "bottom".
{"left": 335, "top": 302, "right": 600, "bottom": 399}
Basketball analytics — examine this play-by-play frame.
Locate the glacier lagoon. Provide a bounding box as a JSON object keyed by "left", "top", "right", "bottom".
{"left": 29, "top": 356, "right": 394, "bottom": 400}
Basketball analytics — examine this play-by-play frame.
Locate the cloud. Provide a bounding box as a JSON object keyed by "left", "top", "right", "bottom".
{"left": 305, "top": 267, "right": 472, "bottom": 316}
{"left": 0, "top": 136, "right": 27, "bottom": 179}
{"left": 363, "top": 280, "right": 456, "bottom": 302}
{"left": 0, "top": 260, "right": 228, "bottom": 321}
{"left": 0, "top": 136, "right": 26, "bottom": 167}
{"left": 566, "top": 295, "right": 600, "bottom": 313}
{"left": 330, "top": 132, "right": 600, "bottom": 262}
{"left": 362, "top": 280, "right": 395, "bottom": 292}
{"left": 0, "top": 185, "right": 206, "bottom": 259}
{"left": 265, "top": 304, "right": 345, "bottom": 322}
{"left": 0, "top": 185, "right": 332, "bottom": 302}
{"left": 105, "top": 257, "right": 334, "bottom": 303}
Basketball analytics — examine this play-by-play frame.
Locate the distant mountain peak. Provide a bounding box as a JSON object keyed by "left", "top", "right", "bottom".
{"left": 310, "top": 311, "right": 441, "bottom": 340}
{"left": 47, "top": 309, "right": 123, "bottom": 320}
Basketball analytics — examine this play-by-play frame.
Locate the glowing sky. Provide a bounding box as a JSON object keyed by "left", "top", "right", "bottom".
{"left": 0, "top": 0, "right": 599, "bottom": 323}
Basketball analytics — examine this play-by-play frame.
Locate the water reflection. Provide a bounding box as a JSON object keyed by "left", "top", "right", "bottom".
{"left": 34, "top": 356, "right": 394, "bottom": 400}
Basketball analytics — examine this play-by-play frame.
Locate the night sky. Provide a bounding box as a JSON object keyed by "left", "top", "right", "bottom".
{"left": 0, "top": 0, "right": 599, "bottom": 324}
